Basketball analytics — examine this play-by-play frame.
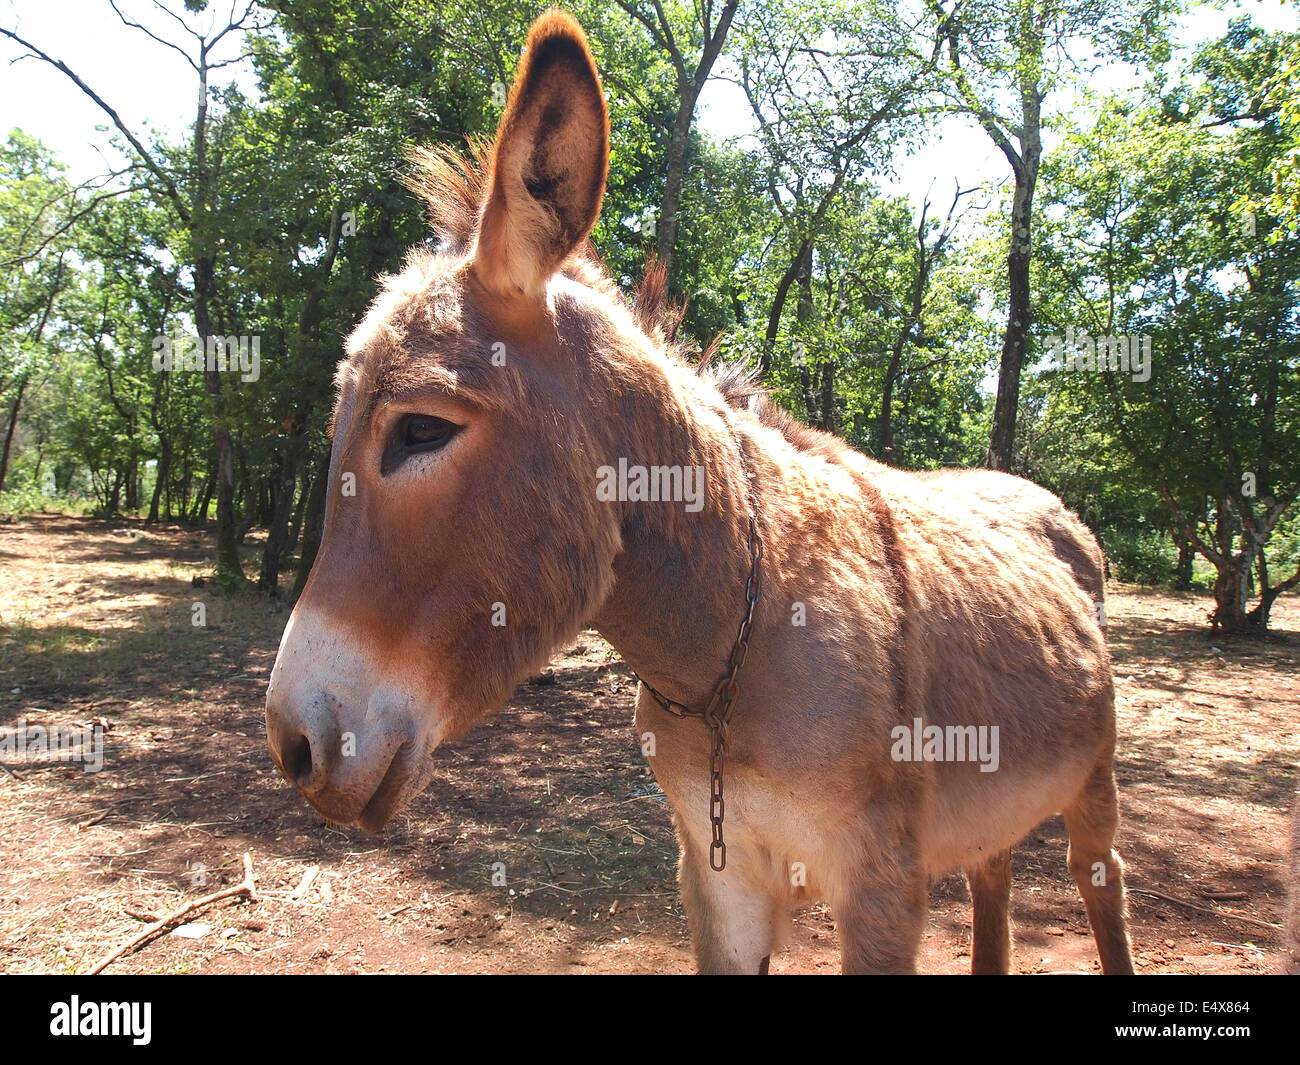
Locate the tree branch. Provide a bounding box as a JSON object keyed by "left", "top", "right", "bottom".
{"left": 0, "top": 27, "right": 191, "bottom": 224}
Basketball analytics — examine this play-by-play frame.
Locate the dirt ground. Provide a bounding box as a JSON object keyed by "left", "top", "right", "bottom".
{"left": 0, "top": 515, "right": 1296, "bottom": 975}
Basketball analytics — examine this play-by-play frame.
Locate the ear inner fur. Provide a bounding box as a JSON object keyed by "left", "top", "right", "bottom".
{"left": 473, "top": 10, "right": 610, "bottom": 298}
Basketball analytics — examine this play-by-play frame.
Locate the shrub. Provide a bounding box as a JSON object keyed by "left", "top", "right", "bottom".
{"left": 1102, "top": 528, "right": 1178, "bottom": 585}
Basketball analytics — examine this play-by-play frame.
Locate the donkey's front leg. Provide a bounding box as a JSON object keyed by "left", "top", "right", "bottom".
{"left": 966, "top": 848, "right": 1013, "bottom": 974}
{"left": 829, "top": 837, "right": 929, "bottom": 974}
{"left": 676, "top": 829, "right": 780, "bottom": 974}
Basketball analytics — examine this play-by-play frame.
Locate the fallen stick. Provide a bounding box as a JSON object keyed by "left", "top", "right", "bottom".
{"left": 87, "top": 853, "right": 258, "bottom": 975}
{"left": 290, "top": 865, "right": 320, "bottom": 902}
{"left": 1129, "top": 887, "right": 1280, "bottom": 931}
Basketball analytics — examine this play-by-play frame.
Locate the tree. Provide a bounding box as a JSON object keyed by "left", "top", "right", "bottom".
{"left": 0, "top": 131, "right": 85, "bottom": 492}
{"left": 1, "top": 2, "right": 269, "bottom": 579}
{"left": 923, "top": 0, "right": 1176, "bottom": 471}
{"left": 732, "top": 0, "right": 941, "bottom": 388}
{"left": 612, "top": 0, "right": 739, "bottom": 280}
{"left": 1034, "top": 19, "right": 1300, "bottom": 630}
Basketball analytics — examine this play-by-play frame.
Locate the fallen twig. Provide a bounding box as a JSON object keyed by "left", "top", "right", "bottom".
{"left": 290, "top": 865, "right": 319, "bottom": 902}
{"left": 1129, "top": 887, "right": 1280, "bottom": 931}
{"left": 86, "top": 853, "right": 258, "bottom": 974}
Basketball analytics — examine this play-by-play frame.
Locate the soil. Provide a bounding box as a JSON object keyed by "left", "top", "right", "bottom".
{"left": 0, "top": 515, "right": 1296, "bottom": 974}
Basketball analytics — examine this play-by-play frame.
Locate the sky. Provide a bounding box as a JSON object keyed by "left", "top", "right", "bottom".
{"left": 697, "top": 0, "right": 1300, "bottom": 213}
{"left": 1, "top": 0, "right": 1296, "bottom": 214}
{"left": 0, "top": 0, "right": 259, "bottom": 179}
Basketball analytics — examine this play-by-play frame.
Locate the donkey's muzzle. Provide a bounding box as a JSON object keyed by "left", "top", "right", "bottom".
{"left": 265, "top": 686, "right": 420, "bottom": 831}
{"left": 264, "top": 605, "right": 442, "bottom": 830}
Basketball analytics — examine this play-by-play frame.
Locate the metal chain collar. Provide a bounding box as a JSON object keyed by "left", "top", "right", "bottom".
{"left": 635, "top": 426, "right": 763, "bottom": 872}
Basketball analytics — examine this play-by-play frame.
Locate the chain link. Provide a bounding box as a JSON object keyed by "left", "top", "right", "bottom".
{"left": 637, "top": 426, "right": 762, "bottom": 873}
{"left": 702, "top": 514, "right": 762, "bottom": 870}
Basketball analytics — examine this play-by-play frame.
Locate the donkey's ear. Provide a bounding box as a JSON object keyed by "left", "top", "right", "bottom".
{"left": 471, "top": 10, "right": 609, "bottom": 299}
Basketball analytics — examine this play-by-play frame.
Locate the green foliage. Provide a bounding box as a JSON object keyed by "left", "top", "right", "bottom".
{"left": 1030, "top": 16, "right": 1300, "bottom": 623}
{"left": 1100, "top": 528, "right": 1179, "bottom": 586}
{"left": 2, "top": 0, "right": 1298, "bottom": 622}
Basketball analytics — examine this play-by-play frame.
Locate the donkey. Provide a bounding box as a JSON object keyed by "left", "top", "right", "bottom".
{"left": 265, "top": 9, "right": 1135, "bottom": 975}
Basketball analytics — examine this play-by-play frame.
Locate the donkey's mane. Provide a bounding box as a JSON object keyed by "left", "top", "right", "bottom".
{"left": 406, "top": 143, "right": 853, "bottom": 465}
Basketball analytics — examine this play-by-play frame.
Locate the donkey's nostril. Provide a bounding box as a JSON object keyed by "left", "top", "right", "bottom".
{"left": 283, "top": 732, "right": 315, "bottom": 787}
{"left": 266, "top": 690, "right": 342, "bottom": 798}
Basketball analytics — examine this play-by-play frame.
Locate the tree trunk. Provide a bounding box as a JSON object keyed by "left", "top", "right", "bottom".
{"left": 191, "top": 45, "right": 243, "bottom": 583}
{"left": 798, "top": 362, "right": 818, "bottom": 426}
{"left": 234, "top": 444, "right": 257, "bottom": 543}
{"left": 650, "top": 0, "right": 738, "bottom": 280}
{"left": 193, "top": 269, "right": 243, "bottom": 566}
{"left": 655, "top": 101, "right": 694, "bottom": 279}
{"left": 980, "top": 36, "right": 1043, "bottom": 472}
{"left": 1246, "top": 549, "right": 1300, "bottom": 631}
{"left": 1175, "top": 537, "right": 1194, "bottom": 590}
{"left": 1248, "top": 585, "right": 1284, "bottom": 630}
{"left": 879, "top": 343, "right": 904, "bottom": 464}
{"left": 124, "top": 451, "right": 140, "bottom": 511}
{"left": 148, "top": 437, "right": 171, "bottom": 525}
{"left": 107, "top": 467, "right": 124, "bottom": 515}
{"left": 762, "top": 237, "right": 813, "bottom": 375}
{"left": 987, "top": 166, "right": 1037, "bottom": 471}
{"left": 0, "top": 375, "right": 28, "bottom": 493}
{"left": 1211, "top": 559, "right": 1251, "bottom": 633}
{"left": 290, "top": 452, "right": 330, "bottom": 602}
{"left": 819, "top": 360, "right": 837, "bottom": 435}
{"left": 179, "top": 455, "right": 194, "bottom": 520}
{"left": 258, "top": 445, "right": 299, "bottom": 592}
{"left": 191, "top": 468, "right": 214, "bottom": 526}
{"left": 1, "top": 255, "right": 62, "bottom": 493}
{"left": 286, "top": 461, "right": 310, "bottom": 552}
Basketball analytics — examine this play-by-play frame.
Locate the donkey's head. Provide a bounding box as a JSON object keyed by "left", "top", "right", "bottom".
{"left": 265, "top": 11, "right": 649, "bottom": 830}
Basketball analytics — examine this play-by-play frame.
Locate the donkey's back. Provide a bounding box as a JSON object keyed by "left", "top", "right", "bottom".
{"left": 858, "top": 461, "right": 1131, "bottom": 972}
{"left": 873, "top": 466, "right": 1116, "bottom": 865}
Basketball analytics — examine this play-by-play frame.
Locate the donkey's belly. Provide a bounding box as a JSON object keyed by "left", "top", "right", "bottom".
{"left": 921, "top": 754, "right": 1097, "bottom": 875}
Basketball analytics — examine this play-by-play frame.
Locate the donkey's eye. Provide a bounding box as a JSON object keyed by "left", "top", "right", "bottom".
{"left": 402, "top": 415, "right": 459, "bottom": 452}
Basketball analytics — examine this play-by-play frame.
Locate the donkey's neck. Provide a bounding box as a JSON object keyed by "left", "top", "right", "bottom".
{"left": 588, "top": 352, "right": 761, "bottom": 709}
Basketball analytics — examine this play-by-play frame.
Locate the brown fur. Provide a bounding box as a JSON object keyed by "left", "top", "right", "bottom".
{"left": 265, "top": 9, "right": 1135, "bottom": 974}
